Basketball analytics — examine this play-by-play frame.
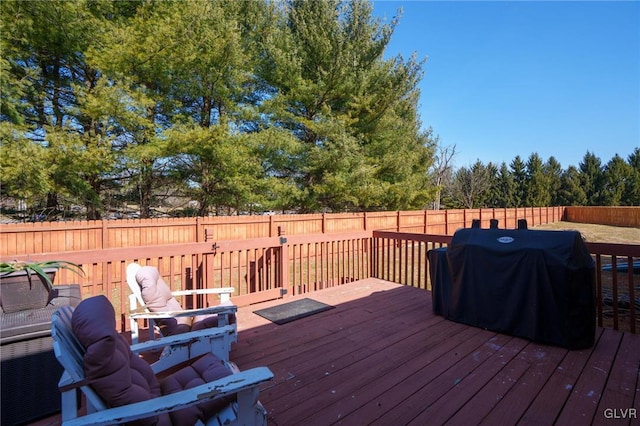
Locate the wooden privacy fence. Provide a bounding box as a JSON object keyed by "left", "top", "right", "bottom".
{"left": 565, "top": 206, "right": 640, "bottom": 228}
{"left": 0, "top": 206, "right": 564, "bottom": 256}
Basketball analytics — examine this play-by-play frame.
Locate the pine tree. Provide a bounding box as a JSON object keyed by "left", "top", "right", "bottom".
{"left": 1, "top": 0, "right": 116, "bottom": 219}
{"left": 261, "top": 0, "right": 434, "bottom": 212}
{"left": 525, "top": 153, "right": 550, "bottom": 207}
{"left": 494, "top": 162, "right": 516, "bottom": 207}
{"left": 510, "top": 156, "right": 527, "bottom": 207}
{"left": 601, "top": 154, "right": 632, "bottom": 206}
{"left": 624, "top": 148, "right": 640, "bottom": 206}
{"left": 544, "top": 156, "right": 563, "bottom": 206}
{"left": 579, "top": 151, "right": 605, "bottom": 206}
{"left": 557, "top": 166, "right": 587, "bottom": 206}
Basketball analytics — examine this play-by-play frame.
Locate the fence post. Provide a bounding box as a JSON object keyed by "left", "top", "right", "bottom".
{"left": 269, "top": 215, "right": 276, "bottom": 237}
{"left": 424, "top": 210, "right": 428, "bottom": 234}
{"left": 101, "top": 220, "right": 108, "bottom": 249}
{"left": 445, "top": 210, "right": 449, "bottom": 235}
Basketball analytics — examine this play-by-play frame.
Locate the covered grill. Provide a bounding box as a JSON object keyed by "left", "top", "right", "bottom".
{"left": 429, "top": 226, "right": 596, "bottom": 349}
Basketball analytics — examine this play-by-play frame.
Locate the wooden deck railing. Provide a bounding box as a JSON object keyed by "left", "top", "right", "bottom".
{"left": 587, "top": 242, "right": 640, "bottom": 333}
{"left": 372, "top": 232, "right": 452, "bottom": 290}
{"left": 2, "top": 231, "right": 374, "bottom": 331}
{"left": 2, "top": 229, "right": 638, "bottom": 334}
{"left": 374, "top": 231, "right": 640, "bottom": 334}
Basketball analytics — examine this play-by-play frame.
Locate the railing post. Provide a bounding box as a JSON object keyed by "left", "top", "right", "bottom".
{"left": 278, "top": 227, "right": 289, "bottom": 298}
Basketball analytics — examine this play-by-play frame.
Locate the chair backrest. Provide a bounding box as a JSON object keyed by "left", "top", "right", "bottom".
{"left": 51, "top": 305, "right": 110, "bottom": 415}
{"left": 126, "top": 262, "right": 146, "bottom": 308}
{"left": 51, "top": 305, "right": 86, "bottom": 382}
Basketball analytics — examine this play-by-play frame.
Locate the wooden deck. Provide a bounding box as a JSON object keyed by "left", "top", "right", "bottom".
{"left": 232, "top": 279, "right": 640, "bottom": 426}
{"left": 31, "top": 279, "right": 639, "bottom": 426}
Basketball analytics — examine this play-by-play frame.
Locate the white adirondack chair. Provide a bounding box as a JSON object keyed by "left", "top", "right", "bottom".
{"left": 126, "top": 263, "right": 238, "bottom": 347}
{"left": 51, "top": 304, "right": 273, "bottom": 426}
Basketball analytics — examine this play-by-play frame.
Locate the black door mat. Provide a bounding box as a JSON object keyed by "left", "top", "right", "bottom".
{"left": 253, "top": 298, "right": 335, "bottom": 325}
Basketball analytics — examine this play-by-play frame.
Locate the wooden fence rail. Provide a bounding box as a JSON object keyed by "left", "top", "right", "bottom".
{"left": 0, "top": 206, "right": 564, "bottom": 256}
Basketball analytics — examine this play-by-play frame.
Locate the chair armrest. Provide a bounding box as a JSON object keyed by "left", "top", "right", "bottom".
{"left": 129, "top": 325, "right": 236, "bottom": 355}
{"left": 172, "top": 287, "right": 235, "bottom": 304}
{"left": 171, "top": 287, "right": 235, "bottom": 297}
{"left": 129, "top": 305, "right": 237, "bottom": 320}
{"left": 61, "top": 367, "right": 274, "bottom": 426}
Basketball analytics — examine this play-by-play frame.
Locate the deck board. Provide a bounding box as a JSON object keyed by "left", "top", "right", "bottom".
{"left": 592, "top": 332, "right": 640, "bottom": 426}
{"left": 556, "top": 328, "right": 622, "bottom": 425}
{"left": 410, "top": 335, "right": 527, "bottom": 425}
{"left": 520, "top": 328, "right": 603, "bottom": 425}
{"left": 28, "top": 278, "right": 639, "bottom": 426}
{"left": 478, "top": 341, "right": 569, "bottom": 425}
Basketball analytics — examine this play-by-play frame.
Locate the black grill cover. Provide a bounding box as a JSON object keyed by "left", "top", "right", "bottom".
{"left": 429, "top": 228, "right": 596, "bottom": 349}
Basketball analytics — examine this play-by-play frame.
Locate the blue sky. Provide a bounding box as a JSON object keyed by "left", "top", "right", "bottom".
{"left": 371, "top": 1, "right": 640, "bottom": 170}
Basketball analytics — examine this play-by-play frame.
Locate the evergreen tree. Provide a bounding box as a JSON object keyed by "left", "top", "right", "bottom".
{"left": 524, "top": 153, "right": 550, "bottom": 207}
{"left": 161, "top": 1, "right": 275, "bottom": 215}
{"left": 482, "top": 162, "right": 500, "bottom": 207}
{"left": 557, "top": 166, "right": 587, "bottom": 206}
{"left": 1, "top": 0, "right": 116, "bottom": 219}
{"left": 0, "top": 54, "right": 28, "bottom": 125}
{"left": 262, "top": 0, "right": 434, "bottom": 212}
{"left": 494, "top": 162, "right": 516, "bottom": 207}
{"left": 509, "top": 156, "right": 527, "bottom": 207}
{"left": 601, "top": 154, "right": 632, "bottom": 206}
{"left": 89, "top": 1, "right": 190, "bottom": 217}
{"left": 545, "top": 156, "right": 563, "bottom": 206}
{"left": 624, "top": 148, "right": 640, "bottom": 206}
{"left": 578, "top": 151, "right": 605, "bottom": 206}
{"left": 12, "top": 0, "right": 639, "bottom": 217}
